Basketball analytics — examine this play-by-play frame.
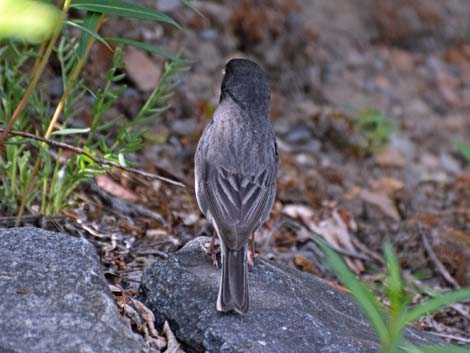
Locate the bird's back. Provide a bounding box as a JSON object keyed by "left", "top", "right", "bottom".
{"left": 195, "top": 97, "right": 278, "bottom": 249}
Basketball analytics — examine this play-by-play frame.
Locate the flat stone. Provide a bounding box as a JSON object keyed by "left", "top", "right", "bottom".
{"left": 139, "top": 237, "right": 433, "bottom": 353}
{"left": 0, "top": 227, "right": 157, "bottom": 353}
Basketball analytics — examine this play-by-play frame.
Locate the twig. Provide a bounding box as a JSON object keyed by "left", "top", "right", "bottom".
{"left": 418, "top": 224, "right": 461, "bottom": 289}
{"left": 0, "top": 0, "right": 72, "bottom": 148}
{"left": 351, "top": 236, "right": 385, "bottom": 265}
{"left": 89, "top": 183, "right": 167, "bottom": 226}
{"left": 426, "top": 331, "right": 470, "bottom": 344}
{"left": 310, "top": 230, "right": 372, "bottom": 262}
{"left": 0, "top": 215, "right": 68, "bottom": 228}
{"left": 0, "top": 128, "right": 186, "bottom": 188}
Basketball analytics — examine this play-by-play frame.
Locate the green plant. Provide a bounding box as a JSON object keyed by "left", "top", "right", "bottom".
{"left": 0, "top": 0, "right": 195, "bottom": 219}
{"left": 357, "top": 108, "right": 395, "bottom": 151}
{"left": 453, "top": 139, "right": 470, "bottom": 162}
{"left": 316, "top": 239, "right": 470, "bottom": 353}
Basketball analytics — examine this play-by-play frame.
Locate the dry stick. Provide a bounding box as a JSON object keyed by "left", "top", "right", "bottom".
{"left": 0, "top": 0, "right": 72, "bottom": 148}
{"left": 418, "top": 224, "right": 461, "bottom": 289}
{"left": 0, "top": 128, "right": 186, "bottom": 188}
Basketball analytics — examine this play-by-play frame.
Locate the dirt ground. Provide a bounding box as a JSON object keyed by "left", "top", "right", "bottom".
{"left": 36, "top": 0, "right": 470, "bottom": 347}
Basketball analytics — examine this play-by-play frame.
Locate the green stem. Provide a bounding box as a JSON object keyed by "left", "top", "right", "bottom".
{"left": 15, "top": 11, "right": 105, "bottom": 224}
{"left": 0, "top": 0, "right": 71, "bottom": 148}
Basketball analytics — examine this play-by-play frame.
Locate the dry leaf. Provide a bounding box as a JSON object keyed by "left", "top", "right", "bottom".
{"left": 95, "top": 174, "right": 138, "bottom": 202}
{"left": 360, "top": 189, "right": 401, "bottom": 221}
{"left": 163, "top": 321, "right": 185, "bottom": 353}
{"left": 310, "top": 209, "right": 364, "bottom": 273}
{"left": 293, "top": 255, "right": 321, "bottom": 275}
{"left": 282, "top": 204, "right": 315, "bottom": 225}
{"left": 371, "top": 176, "right": 405, "bottom": 196}
{"left": 374, "top": 148, "right": 405, "bottom": 168}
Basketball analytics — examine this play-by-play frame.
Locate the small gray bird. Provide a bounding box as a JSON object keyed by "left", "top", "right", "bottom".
{"left": 194, "top": 58, "right": 278, "bottom": 313}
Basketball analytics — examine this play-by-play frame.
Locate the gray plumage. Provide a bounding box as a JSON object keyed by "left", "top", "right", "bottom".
{"left": 194, "top": 59, "right": 278, "bottom": 313}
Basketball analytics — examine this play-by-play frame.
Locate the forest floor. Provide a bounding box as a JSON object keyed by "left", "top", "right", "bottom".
{"left": 17, "top": 0, "right": 470, "bottom": 347}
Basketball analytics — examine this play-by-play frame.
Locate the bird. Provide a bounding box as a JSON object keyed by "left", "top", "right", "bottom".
{"left": 194, "top": 58, "right": 278, "bottom": 314}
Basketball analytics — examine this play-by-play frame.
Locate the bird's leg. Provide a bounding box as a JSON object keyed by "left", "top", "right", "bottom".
{"left": 208, "top": 230, "right": 220, "bottom": 268}
{"left": 247, "top": 233, "right": 255, "bottom": 269}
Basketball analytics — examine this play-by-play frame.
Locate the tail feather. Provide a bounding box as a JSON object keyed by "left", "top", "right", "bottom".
{"left": 217, "top": 244, "right": 249, "bottom": 314}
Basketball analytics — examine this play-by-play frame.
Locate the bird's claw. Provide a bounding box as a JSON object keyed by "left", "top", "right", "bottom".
{"left": 247, "top": 249, "right": 255, "bottom": 270}
{"left": 201, "top": 240, "right": 220, "bottom": 268}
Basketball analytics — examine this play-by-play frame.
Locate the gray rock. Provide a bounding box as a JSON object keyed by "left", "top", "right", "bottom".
{"left": 139, "top": 237, "right": 431, "bottom": 353}
{"left": 0, "top": 227, "right": 157, "bottom": 353}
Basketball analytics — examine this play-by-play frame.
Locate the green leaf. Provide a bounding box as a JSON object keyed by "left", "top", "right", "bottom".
{"left": 452, "top": 139, "right": 470, "bottom": 161}
{"left": 384, "top": 242, "right": 406, "bottom": 315}
{"left": 104, "top": 37, "right": 185, "bottom": 63}
{"left": 118, "top": 153, "right": 126, "bottom": 167}
{"left": 403, "top": 345, "right": 470, "bottom": 353}
{"left": 71, "top": 0, "right": 180, "bottom": 28}
{"left": 315, "top": 238, "right": 390, "bottom": 344}
{"left": 67, "top": 14, "right": 110, "bottom": 58}
{"left": 52, "top": 128, "right": 91, "bottom": 136}
{"left": 402, "top": 288, "right": 470, "bottom": 325}
{"left": 0, "top": 0, "right": 62, "bottom": 43}
{"left": 179, "top": 0, "right": 203, "bottom": 17}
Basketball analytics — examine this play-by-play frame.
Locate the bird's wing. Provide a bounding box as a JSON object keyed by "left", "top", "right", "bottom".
{"left": 203, "top": 159, "right": 277, "bottom": 250}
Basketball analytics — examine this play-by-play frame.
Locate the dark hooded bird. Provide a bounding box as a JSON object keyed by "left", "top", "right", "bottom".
{"left": 194, "top": 58, "right": 278, "bottom": 313}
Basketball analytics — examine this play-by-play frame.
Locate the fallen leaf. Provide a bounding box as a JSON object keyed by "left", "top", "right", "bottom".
{"left": 360, "top": 189, "right": 401, "bottom": 222}
{"left": 163, "top": 321, "right": 185, "bottom": 353}
{"left": 95, "top": 174, "right": 138, "bottom": 202}
{"left": 293, "top": 255, "right": 321, "bottom": 276}
{"left": 123, "top": 46, "right": 161, "bottom": 91}
{"left": 430, "top": 227, "right": 470, "bottom": 286}
{"left": 310, "top": 210, "right": 365, "bottom": 273}
{"left": 370, "top": 176, "right": 405, "bottom": 196}
{"left": 282, "top": 204, "right": 315, "bottom": 225}
{"left": 374, "top": 148, "right": 405, "bottom": 168}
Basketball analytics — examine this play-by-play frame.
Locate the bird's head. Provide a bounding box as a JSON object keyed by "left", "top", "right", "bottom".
{"left": 220, "top": 58, "right": 270, "bottom": 114}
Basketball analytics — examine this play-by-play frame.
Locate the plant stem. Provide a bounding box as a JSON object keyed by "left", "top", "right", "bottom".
{"left": 1, "top": 128, "right": 186, "bottom": 188}
{"left": 15, "top": 13, "right": 105, "bottom": 225}
{"left": 0, "top": 0, "right": 71, "bottom": 149}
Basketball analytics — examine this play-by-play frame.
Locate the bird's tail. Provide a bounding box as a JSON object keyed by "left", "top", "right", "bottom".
{"left": 217, "top": 243, "right": 249, "bottom": 314}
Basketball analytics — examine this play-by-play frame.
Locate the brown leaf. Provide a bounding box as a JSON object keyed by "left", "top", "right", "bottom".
{"left": 163, "top": 321, "right": 185, "bottom": 353}
{"left": 374, "top": 149, "right": 405, "bottom": 168}
{"left": 293, "top": 255, "right": 321, "bottom": 276}
{"left": 310, "top": 209, "right": 364, "bottom": 273}
{"left": 430, "top": 227, "right": 470, "bottom": 286}
{"left": 370, "top": 176, "right": 405, "bottom": 196}
{"left": 95, "top": 174, "right": 138, "bottom": 202}
{"left": 16, "top": 289, "right": 32, "bottom": 294}
{"left": 360, "top": 189, "right": 401, "bottom": 222}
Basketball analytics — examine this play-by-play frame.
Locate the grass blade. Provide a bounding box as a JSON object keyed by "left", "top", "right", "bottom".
{"left": 384, "top": 242, "right": 406, "bottom": 314}
{"left": 402, "top": 288, "right": 470, "bottom": 325}
{"left": 67, "top": 17, "right": 111, "bottom": 58}
{"left": 105, "top": 37, "right": 185, "bottom": 63}
{"left": 71, "top": 0, "right": 180, "bottom": 28}
{"left": 403, "top": 345, "right": 470, "bottom": 353}
{"left": 316, "top": 238, "right": 390, "bottom": 344}
{"left": 179, "top": 0, "right": 204, "bottom": 17}
{"left": 52, "top": 128, "right": 91, "bottom": 136}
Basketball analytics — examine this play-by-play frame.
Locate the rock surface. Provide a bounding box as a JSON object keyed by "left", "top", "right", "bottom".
{"left": 0, "top": 227, "right": 156, "bottom": 353}
{"left": 139, "top": 237, "right": 432, "bottom": 353}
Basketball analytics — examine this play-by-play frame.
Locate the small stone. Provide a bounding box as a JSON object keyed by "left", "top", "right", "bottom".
{"left": 124, "top": 47, "right": 162, "bottom": 92}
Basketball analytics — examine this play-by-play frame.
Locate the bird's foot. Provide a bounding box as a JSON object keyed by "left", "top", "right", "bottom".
{"left": 247, "top": 249, "right": 255, "bottom": 270}
{"left": 201, "top": 239, "right": 220, "bottom": 268}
